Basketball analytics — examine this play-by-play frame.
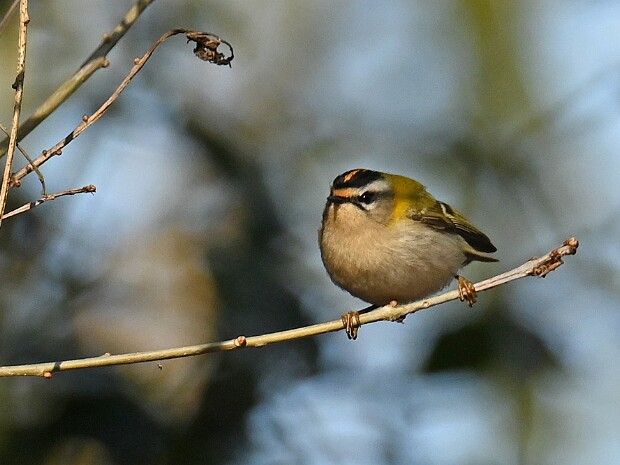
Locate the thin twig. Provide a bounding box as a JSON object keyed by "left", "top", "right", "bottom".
{"left": 0, "top": 238, "right": 579, "bottom": 378}
{"left": 9, "top": 30, "right": 233, "bottom": 186}
{"left": 0, "top": 0, "right": 156, "bottom": 158}
{"left": 0, "top": 0, "right": 29, "bottom": 229}
{"left": 0, "top": 184, "right": 96, "bottom": 220}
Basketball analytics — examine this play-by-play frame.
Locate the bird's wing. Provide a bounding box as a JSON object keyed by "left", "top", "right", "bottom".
{"left": 409, "top": 200, "right": 497, "bottom": 254}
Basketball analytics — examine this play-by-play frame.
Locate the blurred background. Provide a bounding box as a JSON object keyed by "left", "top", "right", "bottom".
{"left": 0, "top": 1, "right": 618, "bottom": 464}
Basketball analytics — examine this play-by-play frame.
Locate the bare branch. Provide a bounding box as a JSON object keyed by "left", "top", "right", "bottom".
{"left": 0, "top": 0, "right": 156, "bottom": 158}
{"left": 1, "top": 184, "right": 96, "bottom": 220}
{"left": 9, "top": 30, "right": 233, "bottom": 187}
{"left": 0, "top": 0, "right": 29, "bottom": 228}
{"left": 0, "top": 238, "right": 579, "bottom": 378}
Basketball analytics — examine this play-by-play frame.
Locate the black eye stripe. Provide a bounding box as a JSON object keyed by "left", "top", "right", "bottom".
{"left": 357, "top": 191, "right": 375, "bottom": 204}
{"left": 349, "top": 190, "right": 389, "bottom": 209}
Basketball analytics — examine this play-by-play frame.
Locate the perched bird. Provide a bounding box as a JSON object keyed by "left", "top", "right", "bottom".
{"left": 319, "top": 169, "right": 497, "bottom": 339}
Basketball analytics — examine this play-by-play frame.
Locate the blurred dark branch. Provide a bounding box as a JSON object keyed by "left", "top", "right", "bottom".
{"left": 0, "top": 0, "right": 157, "bottom": 159}
{"left": 0, "top": 0, "right": 19, "bottom": 36}
{"left": 79, "top": 0, "right": 156, "bottom": 68}
{"left": 0, "top": 0, "right": 29, "bottom": 229}
{"left": 0, "top": 238, "right": 579, "bottom": 377}
{"left": 8, "top": 30, "right": 233, "bottom": 187}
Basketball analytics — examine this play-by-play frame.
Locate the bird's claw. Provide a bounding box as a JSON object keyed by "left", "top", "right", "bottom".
{"left": 458, "top": 276, "right": 477, "bottom": 306}
{"left": 341, "top": 311, "right": 361, "bottom": 340}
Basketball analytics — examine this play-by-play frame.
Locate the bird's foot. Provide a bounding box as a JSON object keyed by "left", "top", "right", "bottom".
{"left": 340, "top": 304, "right": 378, "bottom": 340}
{"left": 341, "top": 311, "right": 361, "bottom": 340}
{"left": 457, "top": 275, "right": 477, "bottom": 306}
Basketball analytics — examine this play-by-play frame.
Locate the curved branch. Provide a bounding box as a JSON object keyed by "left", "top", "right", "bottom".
{"left": 0, "top": 0, "right": 156, "bottom": 158}
{"left": 9, "top": 30, "right": 233, "bottom": 186}
{"left": 0, "top": 238, "right": 579, "bottom": 378}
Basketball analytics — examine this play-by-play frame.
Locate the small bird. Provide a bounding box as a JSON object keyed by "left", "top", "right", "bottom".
{"left": 319, "top": 169, "right": 497, "bottom": 339}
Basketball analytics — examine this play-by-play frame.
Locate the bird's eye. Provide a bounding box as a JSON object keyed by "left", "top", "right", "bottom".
{"left": 357, "top": 191, "right": 375, "bottom": 204}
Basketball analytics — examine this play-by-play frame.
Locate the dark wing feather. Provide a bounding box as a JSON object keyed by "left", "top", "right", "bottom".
{"left": 410, "top": 200, "right": 497, "bottom": 254}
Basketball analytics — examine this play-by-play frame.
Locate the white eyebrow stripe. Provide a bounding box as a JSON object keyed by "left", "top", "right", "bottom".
{"left": 364, "top": 179, "right": 391, "bottom": 193}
